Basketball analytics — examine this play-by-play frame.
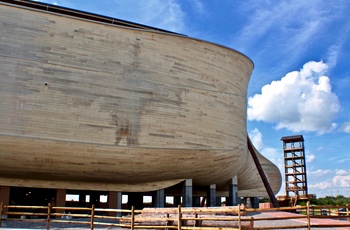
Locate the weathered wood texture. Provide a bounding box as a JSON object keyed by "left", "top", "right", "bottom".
{"left": 0, "top": 2, "right": 281, "bottom": 196}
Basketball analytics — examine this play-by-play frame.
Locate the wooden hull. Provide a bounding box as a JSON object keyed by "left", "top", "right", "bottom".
{"left": 0, "top": 2, "right": 281, "bottom": 196}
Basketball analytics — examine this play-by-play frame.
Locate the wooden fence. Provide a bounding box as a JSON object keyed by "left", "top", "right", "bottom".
{"left": 1, "top": 201, "right": 350, "bottom": 229}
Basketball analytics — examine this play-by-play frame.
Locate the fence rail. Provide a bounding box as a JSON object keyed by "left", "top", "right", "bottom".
{"left": 1, "top": 201, "right": 350, "bottom": 229}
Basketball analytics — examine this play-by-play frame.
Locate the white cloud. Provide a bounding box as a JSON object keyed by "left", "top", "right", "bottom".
{"left": 337, "top": 158, "right": 350, "bottom": 164}
{"left": 248, "top": 61, "right": 340, "bottom": 134}
{"left": 248, "top": 128, "right": 263, "bottom": 151}
{"left": 333, "top": 175, "right": 350, "bottom": 188}
{"left": 36, "top": 0, "right": 186, "bottom": 33}
{"left": 316, "top": 146, "right": 325, "bottom": 151}
{"left": 248, "top": 129, "right": 284, "bottom": 195}
{"left": 109, "top": 0, "right": 186, "bottom": 33}
{"left": 325, "top": 20, "right": 350, "bottom": 70}
{"left": 306, "top": 154, "right": 315, "bottom": 163}
{"left": 190, "top": 0, "right": 205, "bottom": 15}
{"left": 232, "top": 0, "right": 344, "bottom": 65}
{"left": 326, "top": 44, "right": 340, "bottom": 69}
{"left": 335, "top": 169, "right": 349, "bottom": 175}
{"left": 35, "top": 0, "right": 68, "bottom": 6}
{"left": 340, "top": 122, "right": 350, "bottom": 133}
{"left": 308, "top": 169, "right": 350, "bottom": 195}
{"left": 308, "top": 169, "right": 331, "bottom": 176}
{"left": 248, "top": 129, "right": 281, "bottom": 166}
{"left": 261, "top": 147, "right": 282, "bottom": 167}
{"left": 308, "top": 170, "right": 333, "bottom": 193}
{"left": 309, "top": 181, "right": 333, "bottom": 190}
{"left": 249, "top": 129, "right": 350, "bottom": 196}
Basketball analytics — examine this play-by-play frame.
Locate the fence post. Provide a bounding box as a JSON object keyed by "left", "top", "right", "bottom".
{"left": 250, "top": 216, "right": 254, "bottom": 229}
{"left": 90, "top": 204, "right": 95, "bottom": 230}
{"left": 194, "top": 213, "right": 198, "bottom": 227}
{"left": 177, "top": 204, "right": 182, "bottom": 230}
{"left": 131, "top": 206, "right": 135, "bottom": 230}
{"left": 46, "top": 203, "right": 51, "bottom": 230}
{"left": 306, "top": 201, "right": 310, "bottom": 230}
{"left": 347, "top": 204, "right": 349, "bottom": 222}
{"left": 337, "top": 205, "right": 339, "bottom": 219}
{"left": 238, "top": 204, "right": 241, "bottom": 230}
{"left": 166, "top": 213, "right": 175, "bottom": 230}
{"left": 243, "top": 203, "right": 247, "bottom": 216}
{"left": 0, "top": 202, "right": 3, "bottom": 227}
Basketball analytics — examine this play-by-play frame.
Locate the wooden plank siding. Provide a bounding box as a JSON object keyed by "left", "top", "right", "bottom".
{"left": 0, "top": 2, "right": 281, "bottom": 196}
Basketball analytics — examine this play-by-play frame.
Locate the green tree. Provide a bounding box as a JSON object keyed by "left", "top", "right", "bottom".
{"left": 316, "top": 195, "right": 350, "bottom": 206}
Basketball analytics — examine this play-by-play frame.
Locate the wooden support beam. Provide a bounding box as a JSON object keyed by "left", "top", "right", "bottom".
{"left": 247, "top": 137, "right": 279, "bottom": 208}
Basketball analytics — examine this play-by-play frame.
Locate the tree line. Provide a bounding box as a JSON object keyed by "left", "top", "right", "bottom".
{"left": 259, "top": 195, "right": 350, "bottom": 206}
{"left": 314, "top": 195, "right": 350, "bottom": 206}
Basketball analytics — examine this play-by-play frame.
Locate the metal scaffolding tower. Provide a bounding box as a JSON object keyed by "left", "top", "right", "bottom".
{"left": 281, "top": 135, "right": 308, "bottom": 198}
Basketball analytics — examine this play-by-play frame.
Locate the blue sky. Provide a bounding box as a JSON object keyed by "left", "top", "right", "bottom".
{"left": 34, "top": 0, "right": 350, "bottom": 198}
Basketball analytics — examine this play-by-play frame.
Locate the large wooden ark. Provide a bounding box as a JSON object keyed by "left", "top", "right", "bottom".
{"left": 0, "top": 1, "right": 281, "bottom": 197}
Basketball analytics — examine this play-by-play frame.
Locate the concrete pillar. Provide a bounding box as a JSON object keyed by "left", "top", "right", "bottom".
{"left": 56, "top": 189, "right": 66, "bottom": 214}
{"left": 0, "top": 186, "right": 10, "bottom": 213}
{"left": 79, "top": 191, "right": 87, "bottom": 207}
{"left": 128, "top": 192, "right": 143, "bottom": 210}
{"left": 193, "top": 196, "right": 201, "bottom": 207}
{"left": 216, "top": 197, "right": 222, "bottom": 206}
{"left": 174, "top": 196, "right": 181, "bottom": 207}
{"left": 182, "top": 179, "right": 192, "bottom": 207}
{"left": 228, "top": 176, "right": 239, "bottom": 206}
{"left": 225, "top": 196, "right": 229, "bottom": 205}
{"left": 250, "top": 197, "right": 259, "bottom": 208}
{"left": 154, "top": 189, "right": 165, "bottom": 208}
{"left": 207, "top": 184, "right": 216, "bottom": 207}
{"left": 108, "top": 191, "right": 122, "bottom": 216}
{"left": 90, "top": 193, "right": 100, "bottom": 208}
{"left": 56, "top": 189, "right": 66, "bottom": 207}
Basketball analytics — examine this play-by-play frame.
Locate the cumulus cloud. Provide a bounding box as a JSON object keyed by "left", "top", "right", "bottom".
{"left": 335, "top": 169, "right": 349, "bottom": 175}
{"left": 333, "top": 175, "right": 350, "bottom": 188}
{"left": 261, "top": 147, "right": 284, "bottom": 173}
{"left": 248, "top": 61, "right": 340, "bottom": 134}
{"left": 308, "top": 169, "right": 350, "bottom": 195}
{"left": 308, "top": 169, "right": 333, "bottom": 190}
{"left": 309, "top": 181, "right": 333, "bottom": 190}
{"left": 340, "top": 122, "right": 350, "bottom": 133}
{"left": 306, "top": 154, "right": 315, "bottom": 163}
{"left": 248, "top": 128, "right": 285, "bottom": 195}
{"left": 248, "top": 129, "right": 350, "bottom": 196}
{"left": 308, "top": 169, "right": 331, "bottom": 176}
{"left": 248, "top": 129, "right": 283, "bottom": 173}
{"left": 248, "top": 129, "right": 281, "bottom": 164}
{"left": 248, "top": 128, "right": 263, "bottom": 151}
{"left": 333, "top": 170, "right": 350, "bottom": 189}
